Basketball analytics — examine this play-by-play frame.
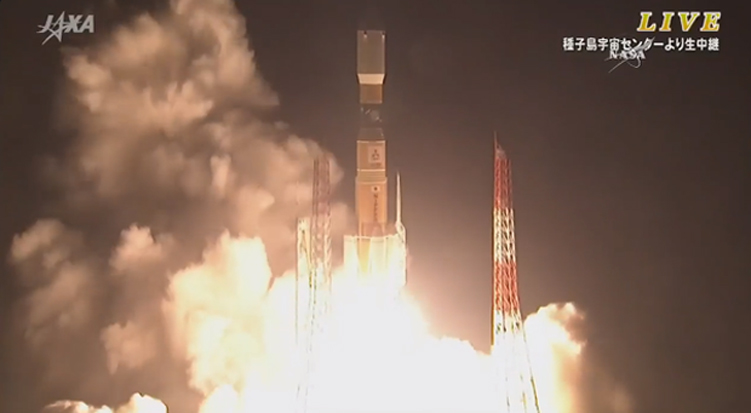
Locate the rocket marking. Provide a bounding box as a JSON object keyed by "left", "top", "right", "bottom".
{"left": 366, "top": 146, "right": 384, "bottom": 168}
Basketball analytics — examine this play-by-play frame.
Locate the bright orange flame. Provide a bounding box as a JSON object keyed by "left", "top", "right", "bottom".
{"left": 48, "top": 235, "right": 594, "bottom": 413}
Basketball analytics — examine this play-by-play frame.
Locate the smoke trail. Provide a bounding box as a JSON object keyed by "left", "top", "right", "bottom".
{"left": 7, "top": 0, "right": 632, "bottom": 412}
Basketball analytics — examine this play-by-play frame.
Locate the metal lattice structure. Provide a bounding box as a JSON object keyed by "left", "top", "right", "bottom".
{"left": 296, "top": 155, "right": 333, "bottom": 413}
{"left": 492, "top": 138, "right": 541, "bottom": 413}
{"left": 295, "top": 217, "right": 310, "bottom": 347}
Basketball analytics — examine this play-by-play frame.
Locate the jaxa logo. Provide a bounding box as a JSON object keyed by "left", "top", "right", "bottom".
{"left": 636, "top": 11, "right": 720, "bottom": 32}
{"left": 37, "top": 12, "right": 95, "bottom": 45}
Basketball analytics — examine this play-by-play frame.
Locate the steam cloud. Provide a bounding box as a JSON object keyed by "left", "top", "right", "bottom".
{"left": 8, "top": 0, "right": 632, "bottom": 412}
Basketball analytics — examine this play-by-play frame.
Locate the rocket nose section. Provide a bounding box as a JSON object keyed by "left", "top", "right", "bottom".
{"left": 358, "top": 5, "right": 383, "bottom": 30}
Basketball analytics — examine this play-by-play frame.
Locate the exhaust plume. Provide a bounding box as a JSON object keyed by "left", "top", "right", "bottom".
{"left": 7, "top": 0, "right": 632, "bottom": 412}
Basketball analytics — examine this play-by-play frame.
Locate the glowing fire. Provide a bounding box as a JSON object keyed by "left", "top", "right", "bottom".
{"left": 38, "top": 233, "right": 588, "bottom": 413}
{"left": 180, "top": 239, "right": 588, "bottom": 413}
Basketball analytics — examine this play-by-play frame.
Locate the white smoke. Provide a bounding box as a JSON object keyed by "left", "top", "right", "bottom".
{"left": 42, "top": 393, "right": 166, "bottom": 413}
{"left": 7, "top": 0, "right": 632, "bottom": 412}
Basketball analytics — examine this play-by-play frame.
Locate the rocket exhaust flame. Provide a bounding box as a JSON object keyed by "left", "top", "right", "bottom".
{"left": 9, "top": 1, "right": 633, "bottom": 412}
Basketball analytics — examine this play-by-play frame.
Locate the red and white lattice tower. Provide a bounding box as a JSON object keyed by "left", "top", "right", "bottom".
{"left": 296, "top": 155, "right": 332, "bottom": 413}
{"left": 492, "top": 138, "right": 541, "bottom": 413}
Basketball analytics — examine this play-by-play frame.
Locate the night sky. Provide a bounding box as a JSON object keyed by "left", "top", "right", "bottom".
{"left": 1, "top": 1, "right": 749, "bottom": 413}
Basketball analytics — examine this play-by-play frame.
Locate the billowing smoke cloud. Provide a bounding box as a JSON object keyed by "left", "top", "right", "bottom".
{"left": 11, "top": 0, "right": 347, "bottom": 406}
{"left": 7, "top": 0, "right": 632, "bottom": 412}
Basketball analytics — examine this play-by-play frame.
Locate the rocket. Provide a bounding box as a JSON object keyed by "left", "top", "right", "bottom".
{"left": 355, "top": 12, "right": 388, "bottom": 238}
{"left": 343, "top": 8, "right": 406, "bottom": 291}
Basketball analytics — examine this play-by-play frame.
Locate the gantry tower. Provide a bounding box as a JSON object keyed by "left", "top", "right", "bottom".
{"left": 296, "top": 155, "right": 332, "bottom": 413}
{"left": 492, "top": 138, "right": 541, "bottom": 413}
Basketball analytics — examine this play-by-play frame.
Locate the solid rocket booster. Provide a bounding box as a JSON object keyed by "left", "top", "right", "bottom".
{"left": 356, "top": 22, "right": 387, "bottom": 238}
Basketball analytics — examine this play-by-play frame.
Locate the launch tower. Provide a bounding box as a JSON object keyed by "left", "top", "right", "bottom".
{"left": 492, "top": 138, "right": 541, "bottom": 413}
{"left": 343, "top": 11, "right": 407, "bottom": 293}
{"left": 296, "top": 156, "right": 333, "bottom": 413}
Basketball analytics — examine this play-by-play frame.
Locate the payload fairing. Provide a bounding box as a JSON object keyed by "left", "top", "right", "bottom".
{"left": 342, "top": 16, "right": 407, "bottom": 294}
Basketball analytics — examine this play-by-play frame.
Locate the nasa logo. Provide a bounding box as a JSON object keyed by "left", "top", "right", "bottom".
{"left": 637, "top": 11, "right": 720, "bottom": 32}
{"left": 371, "top": 185, "right": 380, "bottom": 193}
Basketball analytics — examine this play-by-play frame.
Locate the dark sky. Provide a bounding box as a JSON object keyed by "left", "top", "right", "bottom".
{"left": 1, "top": 1, "right": 750, "bottom": 413}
